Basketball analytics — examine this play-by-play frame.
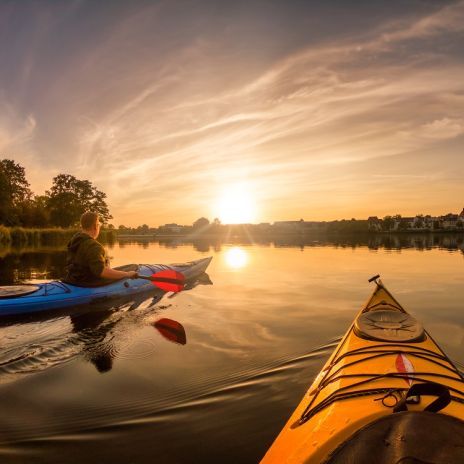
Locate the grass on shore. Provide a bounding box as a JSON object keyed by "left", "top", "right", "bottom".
{"left": 0, "top": 226, "right": 116, "bottom": 247}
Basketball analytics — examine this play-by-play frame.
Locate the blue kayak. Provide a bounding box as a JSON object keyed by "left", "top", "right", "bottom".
{"left": 0, "top": 257, "right": 212, "bottom": 316}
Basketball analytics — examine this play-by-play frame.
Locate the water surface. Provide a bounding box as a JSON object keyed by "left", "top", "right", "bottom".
{"left": 0, "top": 235, "right": 463, "bottom": 463}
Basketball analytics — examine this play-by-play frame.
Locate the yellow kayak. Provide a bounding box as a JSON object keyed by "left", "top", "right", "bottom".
{"left": 261, "top": 276, "right": 464, "bottom": 463}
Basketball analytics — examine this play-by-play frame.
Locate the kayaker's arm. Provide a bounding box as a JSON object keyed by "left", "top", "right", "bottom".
{"left": 100, "top": 268, "right": 138, "bottom": 280}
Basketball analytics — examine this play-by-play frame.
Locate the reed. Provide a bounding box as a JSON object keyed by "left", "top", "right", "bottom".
{"left": 0, "top": 227, "right": 116, "bottom": 247}
{"left": 0, "top": 225, "right": 11, "bottom": 245}
{"left": 10, "top": 227, "right": 29, "bottom": 246}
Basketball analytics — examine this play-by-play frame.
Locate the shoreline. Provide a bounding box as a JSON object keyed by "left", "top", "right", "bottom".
{"left": 117, "top": 230, "right": 464, "bottom": 239}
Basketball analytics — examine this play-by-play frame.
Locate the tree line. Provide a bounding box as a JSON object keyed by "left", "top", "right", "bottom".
{"left": 0, "top": 159, "right": 112, "bottom": 228}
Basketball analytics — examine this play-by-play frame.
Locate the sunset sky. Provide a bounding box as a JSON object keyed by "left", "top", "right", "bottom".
{"left": 1, "top": 0, "right": 463, "bottom": 226}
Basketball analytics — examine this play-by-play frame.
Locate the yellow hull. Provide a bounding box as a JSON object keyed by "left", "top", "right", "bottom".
{"left": 261, "top": 278, "right": 464, "bottom": 464}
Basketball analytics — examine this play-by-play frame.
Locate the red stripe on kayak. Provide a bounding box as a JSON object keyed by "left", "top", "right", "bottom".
{"left": 395, "top": 353, "right": 414, "bottom": 385}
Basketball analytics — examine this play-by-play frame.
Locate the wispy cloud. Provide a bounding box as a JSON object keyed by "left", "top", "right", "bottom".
{"left": 1, "top": 1, "right": 463, "bottom": 223}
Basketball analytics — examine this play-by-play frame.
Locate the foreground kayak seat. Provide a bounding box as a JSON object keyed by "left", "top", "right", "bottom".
{"left": 324, "top": 411, "right": 464, "bottom": 464}
{"left": 0, "top": 257, "right": 212, "bottom": 317}
{"left": 261, "top": 277, "right": 464, "bottom": 464}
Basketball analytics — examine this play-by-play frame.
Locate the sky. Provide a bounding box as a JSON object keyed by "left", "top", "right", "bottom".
{"left": 1, "top": 0, "right": 463, "bottom": 226}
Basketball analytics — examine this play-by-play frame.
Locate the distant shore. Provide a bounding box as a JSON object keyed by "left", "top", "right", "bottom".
{"left": 1, "top": 229, "right": 462, "bottom": 256}
{"left": 1, "top": 226, "right": 462, "bottom": 250}
{"left": 117, "top": 229, "right": 464, "bottom": 239}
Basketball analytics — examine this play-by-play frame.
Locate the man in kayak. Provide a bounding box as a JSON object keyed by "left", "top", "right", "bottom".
{"left": 65, "top": 211, "right": 137, "bottom": 285}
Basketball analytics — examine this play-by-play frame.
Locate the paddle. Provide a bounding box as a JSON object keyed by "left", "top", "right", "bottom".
{"left": 136, "top": 270, "right": 185, "bottom": 293}
{"left": 153, "top": 318, "right": 187, "bottom": 345}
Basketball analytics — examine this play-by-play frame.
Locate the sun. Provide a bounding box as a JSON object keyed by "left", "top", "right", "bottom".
{"left": 213, "top": 184, "right": 257, "bottom": 224}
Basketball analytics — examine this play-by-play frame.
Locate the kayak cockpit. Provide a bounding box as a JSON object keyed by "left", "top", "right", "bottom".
{"left": 354, "top": 310, "right": 425, "bottom": 342}
{"left": 0, "top": 285, "right": 41, "bottom": 298}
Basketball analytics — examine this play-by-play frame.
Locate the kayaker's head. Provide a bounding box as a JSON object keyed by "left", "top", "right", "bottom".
{"left": 81, "top": 211, "right": 101, "bottom": 239}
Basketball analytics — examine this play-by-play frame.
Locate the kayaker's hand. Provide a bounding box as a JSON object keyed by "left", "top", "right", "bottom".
{"left": 127, "top": 271, "right": 139, "bottom": 279}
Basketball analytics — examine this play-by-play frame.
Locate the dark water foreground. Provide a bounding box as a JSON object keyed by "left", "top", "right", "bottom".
{"left": 0, "top": 236, "right": 463, "bottom": 463}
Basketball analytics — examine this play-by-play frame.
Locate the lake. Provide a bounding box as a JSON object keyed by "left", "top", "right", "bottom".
{"left": 0, "top": 234, "right": 463, "bottom": 463}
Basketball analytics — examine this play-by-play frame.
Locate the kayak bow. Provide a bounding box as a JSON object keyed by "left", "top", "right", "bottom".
{"left": 261, "top": 276, "right": 464, "bottom": 464}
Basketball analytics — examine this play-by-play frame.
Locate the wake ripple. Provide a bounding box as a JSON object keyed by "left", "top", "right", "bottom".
{"left": 0, "top": 302, "right": 164, "bottom": 384}
{"left": 0, "top": 338, "right": 340, "bottom": 445}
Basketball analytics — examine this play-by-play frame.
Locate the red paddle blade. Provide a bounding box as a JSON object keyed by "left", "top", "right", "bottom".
{"left": 153, "top": 318, "right": 186, "bottom": 345}
{"left": 150, "top": 270, "right": 185, "bottom": 293}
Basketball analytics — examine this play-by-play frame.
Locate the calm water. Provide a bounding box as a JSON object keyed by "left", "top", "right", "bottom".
{"left": 0, "top": 235, "right": 463, "bottom": 463}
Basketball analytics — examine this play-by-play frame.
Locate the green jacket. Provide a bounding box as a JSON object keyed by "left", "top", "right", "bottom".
{"left": 65, "top": 232, "right": 109, "bottom": 285}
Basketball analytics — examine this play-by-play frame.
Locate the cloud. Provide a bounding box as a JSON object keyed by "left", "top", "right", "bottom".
{"left": 0, "top": 100, "right": 36, "bottom": 149}
{"left": 81, "top": 23, "right": 463, "bottom": 220}
{"left": 420, "top": 118, "right": 464, "bottom": 140}
{"left": 379, "top": 1, "right": 464, "bottom": 44}
{"left": 2, "top": 1, "right": 464, "bottom": 223}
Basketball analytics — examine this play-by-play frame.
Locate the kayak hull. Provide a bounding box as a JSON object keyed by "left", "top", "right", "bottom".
{"left": 261, "top": 278, "right": 464, "bottom": 464}
{"left": 0, "top": 257, "right": 212, "bottom": 316}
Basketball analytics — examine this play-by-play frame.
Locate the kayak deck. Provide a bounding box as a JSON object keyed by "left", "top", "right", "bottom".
{"left": 261, "top": 277, "right": 464, "bottom": 464}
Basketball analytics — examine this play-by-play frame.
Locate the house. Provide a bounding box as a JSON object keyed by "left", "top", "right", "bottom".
{"left": 412, "top": 215, "right": 434, "bottom": 230}
{"left": 161, "top": 223, "right": 184, "bottom": 234}
{"left": 273, "top": 220, "right": 305, "bottom": 232}
{"left": 302, "top": 221, "right": 322, "bottom": 230}
{"left": 441, "top": 214, "right": 459, "bottom": 229}
{"left": 367, "top": 216, "right": 382, "bottom": 232}
{"left": 394, "top": 217, "right": 415, "bottom": 231}
{"left": 255, "top": 223, "right": 272, "bottom": 233}
{"left": 423, "top": 215, "right": 434, "bottom": 229}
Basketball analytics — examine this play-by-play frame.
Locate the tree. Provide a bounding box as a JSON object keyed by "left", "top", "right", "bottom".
{"left": 137, "top": 224, "right": 150, "bottom": 234}
{"left": 210, "top": 217, "right": 223, "bottom": 234}
{"left": 393, "top": 214, "right": 406, "bottom": 231}
{"left": 0, "top": 159, "right": 32, "bottom": 204}
{"left": 46, "top": 174, "right": 112, "bottom": 227}
{"left": 397, "top": 220, "right": 408, "bottom": 231}
{"left": 17, "top": 196, "right": 50, "bottom": 227}
{"left": 193, "top": 217, "right": 210, "bottom": 230}
{"left": 0, "top": 159, "right": 32, "bottom": 225}
{"left": 382, "top": 215, "right": 394, "bottom": 231}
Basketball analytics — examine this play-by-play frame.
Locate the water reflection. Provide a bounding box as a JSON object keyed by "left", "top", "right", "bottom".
{"left": 0, "top": 247, "right": 67, "bottom": 284}
{"left": 153, "top": 318, "right": 187, "bottom": 345}
{"left": 119, "top": 232, "right": 464, "bottom": 254}
{"left": 0, "top": 240, "right": 462, "bottom": 464}
{"left": 71, "top": 306, "right": 185, "bottom": 373}
{"left": 0, "top": 295, "right": 166, "bottom": 381}
{"left": 0, "top": 272, "right": 211, "bottom": 381}
{"left": 225, "top": 247, "right": 249, "bottom": 269}
{"left": 1, "top": 233, "right": 463, "bottom": 286}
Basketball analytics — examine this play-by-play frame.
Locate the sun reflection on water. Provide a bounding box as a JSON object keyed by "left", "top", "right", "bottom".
{"left": 224, "top": 247, "right": 248, "bottom": 269}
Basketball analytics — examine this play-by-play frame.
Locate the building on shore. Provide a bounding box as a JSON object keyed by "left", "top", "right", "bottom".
{"left": 368, "top": 208, "right": 464, "bottom": 232}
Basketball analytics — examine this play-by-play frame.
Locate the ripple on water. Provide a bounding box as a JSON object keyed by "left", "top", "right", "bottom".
{"left": 0, "top": 304, "right": 165, "bottom": 383}
{"left": 0, "top": 338, "right": 338, "bottom": 446}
